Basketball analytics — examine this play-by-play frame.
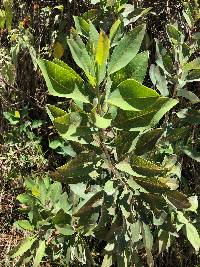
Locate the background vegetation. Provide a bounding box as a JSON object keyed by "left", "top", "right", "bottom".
{"left": 0, "top": 0, "right": 200, "bottom": 266}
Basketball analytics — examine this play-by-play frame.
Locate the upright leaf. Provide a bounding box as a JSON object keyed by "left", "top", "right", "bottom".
{"left": 107, "top": 25, "right": 146, "bottom": 75}
{"left": 33, "top": 240, "right": 46, "bottom": 267}
{"left": 96, "top": 31, "right": 110, "bottom": 66}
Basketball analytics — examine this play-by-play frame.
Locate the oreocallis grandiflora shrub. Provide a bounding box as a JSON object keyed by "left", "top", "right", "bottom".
{"left": 11, "top": 15, "right": 200, "bottom": 267}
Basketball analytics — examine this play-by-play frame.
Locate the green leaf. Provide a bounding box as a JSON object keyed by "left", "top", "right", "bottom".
{"left": 108, "top": 79, "right": 159, "bottom": 111}
{"left": 166, "top": 191, "right": 191, "bottom": 209}
{"left": 177, "top": 109, "right": 200, "bottom": 124}
{"left": 14, "top": 220, "right": 34, "bottom": 232}
{"left": 132, "top": 176, "right": 170, "bottom": 193}
{"left": 11, "top": 236, "right": 37, "bottom": 258}
{"left": 183, "top": 58, "right": 200, "bottom": 72}
{"left": 109, "top": 19, "right": 121, "bottom": 42}
{"left": 37, "top": 59, "right": 89, "bottom": 102}
{"left": 167, "top": 24, "right": 183, "bottom": 45}
{"left": 93, "top": 112, "right": 112, "bottom": 128}
{"left": 56, "top": 225, "right": 74, "bottom": 236}
{"left": 107, "top": 24, "right": 146, "bottom": 75}
{"left": 135, "top": 128, "right": 164, "bottom": 155}
{"left": 51, "top": 152, "right": 101, "bottom": 183}
{"left": 33, "top": 240, "right": 46, "bottom": 267}
{"left": 74, "top": 16, "right": 90, "bottom": 37}
{"left": 73, "top": 191, "right": 103, "bottom": 217}
{"left": 183, "top": 147, "right": 200, "bottom": 162}
{"left": 101, "top": 254, "right": 113, "bottom": 267}
{"left": 113, "top": 97, "right": 176, "bottom": 129}
{"left": 112, "top": 51, "right": 149, "bottom": 87}
{"left": 0, "top": 9, "right": 6, "bottom": 29}
{"left": 67, "top": 33, "right": 95, "bottom": 79}
{"left": 104, "top": 181, "right": 115, "bottom": 195}
{"left": 49, "top": 139, "right": 62, "bottom": 149}
{"left": 130, "top": 155, "right": 167, "bottom": 176}
{"left": 115, "top": 131, "right": 139, "bottom": 160}
{"left": 130, "top": 220, "right": 141, "bottom": 243}
{"left": 96, "top": 31, "right": 110, "bottom": 66}
{"left": 16, "top": 193, "right": 35, "bottom": 204}
{"left": 89, "top": 20, "right": 99, "bottom": 47}
{"left": 177, "top": 212, "right": 200, "bottom": 251}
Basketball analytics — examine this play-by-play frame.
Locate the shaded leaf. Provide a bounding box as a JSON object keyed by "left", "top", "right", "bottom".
{"left": 130, "top": 155, "right": 167, "bottom": 176}
{"left": 166, "top": 191, "right": 191, "bottom": 209}
{"left": 51, "top": 152, "right": 101, "bottom": 183}
{"left": 135, "top": 128, "right": 164, "bottom": 155}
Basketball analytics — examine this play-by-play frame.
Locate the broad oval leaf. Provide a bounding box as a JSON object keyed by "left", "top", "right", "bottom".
{"left": 108, "top": 79, "right": 159, "bottom": 111}
{"left": 113, "top": 97, "right": 178, "bottom": 130}
{"left": 37, "top": 59, "right": 89, "bottom": 103}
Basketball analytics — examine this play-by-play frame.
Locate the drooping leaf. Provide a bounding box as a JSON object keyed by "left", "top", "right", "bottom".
{"left": 47, "top": 106, "right": 93, "bottom": 144}
{"left": 130, "top": 155, "right": 167, "bottom": 176}
{"left": 0, "top": 9, "right": 6, "bottom": 29}
{"left": 183, "top": 147, "right": 200, "bottom": 162}
{"left": 115, "top": 131, "right": 139, "bottom": 160}
{"left": 107, "top": 25, "right": 146, "bottom": 75}
{"left": 113, "top": 97, "right": 178, "bottom": 129}
{"left": 167, "top": 24, "right": 183, "bottom": 45}
{"left": 74, "top": 16, "right": 90, "bottom": 37}
{"left": 177, "top": 108, "right": 200, "bottom": 125}
{"left": 108, "top": 79, "right": 159, "bottom": 111}
{"left": 183, "top": 58, "right": 200, "bottom": 72}
{"left": 109, "top": 19, "right": 121, "bottom": 43}
{"left": 33, "top": 240, "right": 46, "bottom": 267}
{"left": 56, "top": 225, "right": 74, "bottom": 236}
{"left": 3, "top": 0, "right": 13, "bottom": 31}
{"left": 177, "top": 212, "right": 200, "bottom": 251}
{"left": 51, "top": 152, "right": 101, "bottom": 183}
{"left": 53, "top": 42, "right": 64, "bottom": 59}
{"left": 166, "top": 191, "right": 191, "bottom": 209}
{"left": 132, "top": 176, "right": 170, "bottom": 193}
{"left": 73, "top": 191, "right": 103, "bottom": 217}
{"left": 141, "top": 223, "right": 154, "bottom": 266}
{"left": 135, "top": 128, "right": 164, "bottom": 155}
{"left": 177, "top": 89, "right": 199, "bottom": 103}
